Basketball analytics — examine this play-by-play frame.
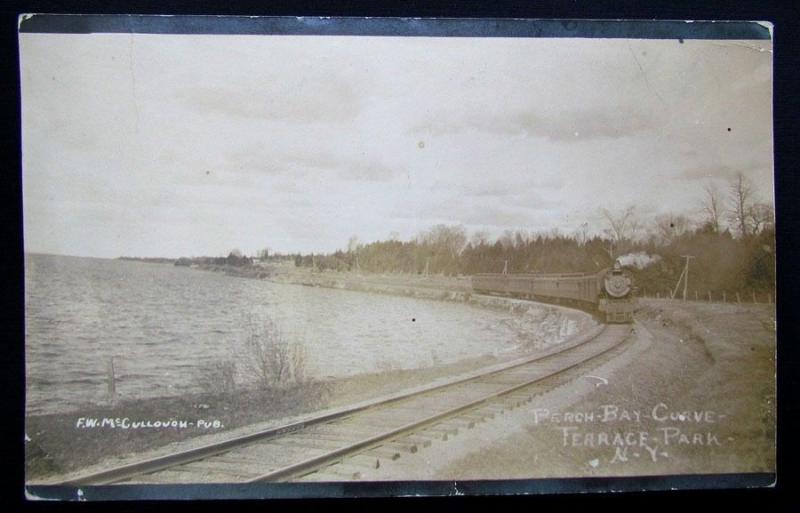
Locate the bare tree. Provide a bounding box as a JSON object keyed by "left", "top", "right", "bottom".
{"left": 654, "top": 212, "right": 692, "bottom": 246}
{"left": 514, "top": 230, "right": 531, "bottom": 248}
{"left": 347, "top": 235, "right": 360, "bottom": 253}
{"left": 728, "top": 173, "right": 754, "bottom": 238}
{"left": 700, "top": 183, "right": 724, "bottom": 233}
{"left": 600, "top": 206, "right": 640, "bottom": 243}
{"left": 749, "top": 202, "right": 775, "bottom": 234}
{"left": 498, "top": 229, "right": 515, "bottom": 249}
{"left": 470, "top": 230, "right": 491, "bottom": 247}
{"left": 574, "top": 222, "right": 590, "bottom": 246}
{"left": 421, "top": 224, "right": 467, "bottom": 258}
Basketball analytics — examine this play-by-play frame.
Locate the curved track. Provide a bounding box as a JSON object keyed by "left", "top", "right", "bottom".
{"left": 60, "top": 323, "right": 632, "bottom": 484}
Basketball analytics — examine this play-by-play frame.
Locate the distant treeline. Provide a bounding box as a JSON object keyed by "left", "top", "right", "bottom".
{"left": 118, "top": 256, "right": 176, "bottom": 264}
{"left": 291, "top": 174, "right": 775, "bottom": 296}
{"left": 174, "top": 252, "right": 254, "bottom": 267}
{"left": 292, "top": 223, "right": 774, "bottom": 296}
{"left": 174, "top": 174, "right": 775, "bottom": 297}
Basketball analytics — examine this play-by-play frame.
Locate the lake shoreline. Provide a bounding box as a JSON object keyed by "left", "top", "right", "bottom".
{"left": 26, "top": 259, "right": 597, "bottom": 482}
{"left": 193, "top": 260, "right": 604, "bottom": 320}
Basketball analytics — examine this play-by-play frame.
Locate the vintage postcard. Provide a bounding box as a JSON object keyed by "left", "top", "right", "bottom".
{"left": 20, "top": 16, "right": 775, "bottom": 499}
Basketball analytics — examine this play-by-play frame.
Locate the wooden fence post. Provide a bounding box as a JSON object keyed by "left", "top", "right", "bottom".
{"left": 107, "top": 356, "right": 117, "bottom": 403}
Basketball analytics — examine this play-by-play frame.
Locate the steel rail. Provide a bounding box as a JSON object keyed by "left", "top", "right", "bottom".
{"left": 248, "top": 325, "right": 631, "bottom": 482}
{"left": 58, "top": 323, "right": 621, "bottom": 485}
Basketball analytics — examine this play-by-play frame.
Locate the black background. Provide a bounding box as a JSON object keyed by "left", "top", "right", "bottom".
{"left": 1, "top": 1, "right": 797, "bottom": 511}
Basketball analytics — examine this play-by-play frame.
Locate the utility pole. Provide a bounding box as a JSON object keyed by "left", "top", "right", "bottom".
{"left": 681, "top": 255, "right": 694, "bottom": 301}
{"left": 670, "top": 266, "right": 685, "bottom": 299}
{"left": 670, "top": 255, "right": 694, "bottom": 300}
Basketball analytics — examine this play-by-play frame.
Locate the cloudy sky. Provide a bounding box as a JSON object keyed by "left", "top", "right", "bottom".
{"left": 20, "top": 33, "right": 773, "bottom": 258}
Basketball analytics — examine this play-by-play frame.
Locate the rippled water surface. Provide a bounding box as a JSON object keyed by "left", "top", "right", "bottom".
{"left": 25, "top": 254, "right": 562, "bottom": 415}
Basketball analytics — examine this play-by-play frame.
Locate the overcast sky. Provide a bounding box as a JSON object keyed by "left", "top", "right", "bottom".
{"left": 20, "top": 33, "right": 773, "bottom": 258}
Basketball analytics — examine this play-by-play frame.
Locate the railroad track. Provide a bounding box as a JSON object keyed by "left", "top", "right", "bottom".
{"left": 60, "top": 323, "right": 632, "bottom": 485}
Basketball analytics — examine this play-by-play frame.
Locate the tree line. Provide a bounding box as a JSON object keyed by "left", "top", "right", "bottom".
{"left": 290, "top": 173, "right": 774, "bottom": 296}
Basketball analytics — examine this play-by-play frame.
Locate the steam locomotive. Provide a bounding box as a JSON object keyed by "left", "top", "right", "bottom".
{"left": 471, "top": 263, "right": 635, "bottom": 323}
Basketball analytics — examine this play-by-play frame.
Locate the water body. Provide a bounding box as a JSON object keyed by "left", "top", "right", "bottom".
{"left": 25, "top": 254, "right": 573, "bottom": 415}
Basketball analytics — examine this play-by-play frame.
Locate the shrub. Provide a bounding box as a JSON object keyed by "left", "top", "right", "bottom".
{"left": 243, "top": 316, "right": 307, "bottom": 389}
{"left": 195, "top": 359, "right": 238, "bottom": 395}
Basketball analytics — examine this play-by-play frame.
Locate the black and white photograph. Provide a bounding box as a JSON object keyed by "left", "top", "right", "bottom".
{"left": 19, "top": 16, "right": 775, "bottom": 498}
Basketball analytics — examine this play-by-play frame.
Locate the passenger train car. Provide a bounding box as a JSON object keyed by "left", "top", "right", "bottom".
{"left": 471, "top": 264, "right": 635, "bottom": 323}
